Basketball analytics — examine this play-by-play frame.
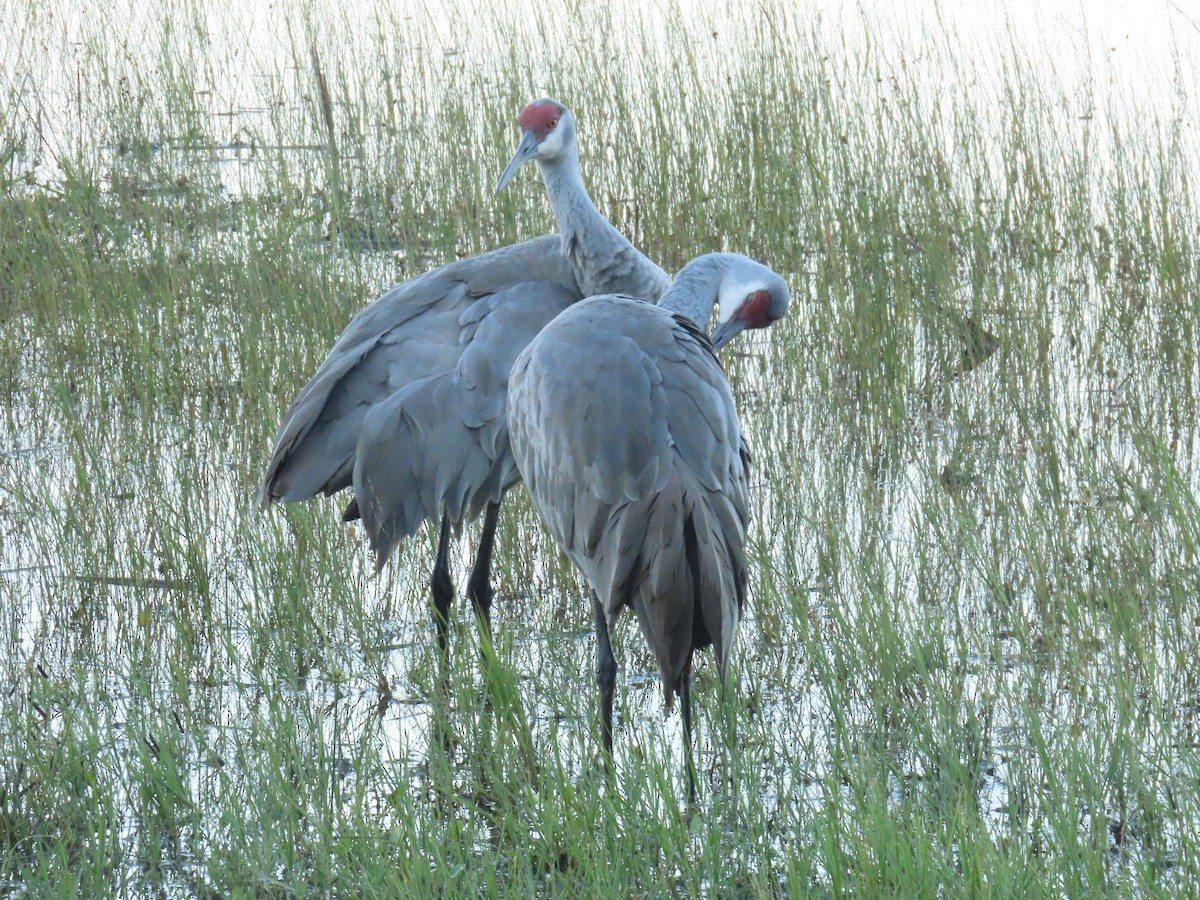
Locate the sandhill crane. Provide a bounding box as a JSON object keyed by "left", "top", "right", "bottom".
{"left": 259, "top": 99, "right": 669, "bottom": 657}
{"left": 506, "top": 253, "right": 790, "bottom": 798}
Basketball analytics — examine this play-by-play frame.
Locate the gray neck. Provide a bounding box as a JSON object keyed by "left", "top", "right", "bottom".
{"left": 536, "top": 144, "right": 672, "bottom": 302}
{"left": 658, "top": 254, "right": 730, "bottom": 330}
{"left": 538, "top": 152, "right": 623, "bottom": 249}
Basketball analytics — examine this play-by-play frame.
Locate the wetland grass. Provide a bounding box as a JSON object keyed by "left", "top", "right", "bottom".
{"left": 1, "top": 0, "right": 1198, "bottom": 894}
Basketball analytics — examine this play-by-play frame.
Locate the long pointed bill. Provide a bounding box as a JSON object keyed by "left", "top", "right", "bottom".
{"left": 710, "top": 318, "right": 747, "bottom": 350}
{"left": 495, "top": 130, "right": 539, "bottom": 192}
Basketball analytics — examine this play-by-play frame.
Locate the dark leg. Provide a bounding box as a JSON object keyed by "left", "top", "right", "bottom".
{"left": 431, "top": 515, "right": 454, "bottom": 659}
{"left": 679, "top": 655, "right": 696, "bottom": 805}
{"left": 466, "top": 501, "right": 500, "bottom": 641}
{"left": 429, "top": 515, "right": 457, "bottom": 759}
{"left": 593, "top": 592, "right": 617, "bottom": 757}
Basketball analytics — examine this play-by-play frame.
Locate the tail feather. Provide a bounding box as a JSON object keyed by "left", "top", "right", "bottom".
{"left": 686, "top": 502, "right": 739, "bottom": 684}
{"left": 603, "top": 461, "right": 747, "bottom": 710}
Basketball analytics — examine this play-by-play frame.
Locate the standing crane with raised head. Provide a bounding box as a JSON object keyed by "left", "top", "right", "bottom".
{"left": 506, "top": 253, "right": 791, "bottom": 799}
{"left": 259, "top": 99, "right": 669, "bottom": 658}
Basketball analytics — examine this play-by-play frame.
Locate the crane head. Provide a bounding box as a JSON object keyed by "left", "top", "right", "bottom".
{"left": 496, "top": 98, "right": 575, "bottom": 191}
{"left": 710, "top": 258, "right": 791, "bottom": 349}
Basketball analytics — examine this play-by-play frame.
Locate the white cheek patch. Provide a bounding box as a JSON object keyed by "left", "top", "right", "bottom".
{"left": 538, "top": 127, "right": 567, "bottom": 158}
{"left": 716, "top": 279, "right": 766, "bottom": 322}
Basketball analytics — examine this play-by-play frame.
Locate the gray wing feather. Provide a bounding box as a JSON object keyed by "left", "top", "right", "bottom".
{"left": 508, "top": 296, "right": 750, "bottom": 705}
{"left": 353, "top": 374, "right": 490, "bottom": 569}
{"left": 260, "top": 234, "right": 578, "bottom": 508}
{"left": 353, "top": 280, "right": 578, "bottom": 569}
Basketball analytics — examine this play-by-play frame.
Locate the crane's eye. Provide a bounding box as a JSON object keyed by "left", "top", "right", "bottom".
{"left": 547, "top": 118, "right": 558, "bottom": 130}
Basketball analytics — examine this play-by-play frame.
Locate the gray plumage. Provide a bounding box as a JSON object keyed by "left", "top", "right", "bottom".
{"left": 506, "top": 252, "right": 790, "bottom": 793}
{"left": 259, "top": 235, "right": 576, "bottom": 512}
{"left": 350, "top": 275, "right": 578, "bottom": 562}
{"left": 259, "top": 99, "right": 668, "bottom": 596}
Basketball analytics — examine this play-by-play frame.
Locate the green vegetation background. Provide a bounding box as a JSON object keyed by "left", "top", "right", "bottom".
{"left": 1, "top": 0, "right": 1197, "bottom": 894}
